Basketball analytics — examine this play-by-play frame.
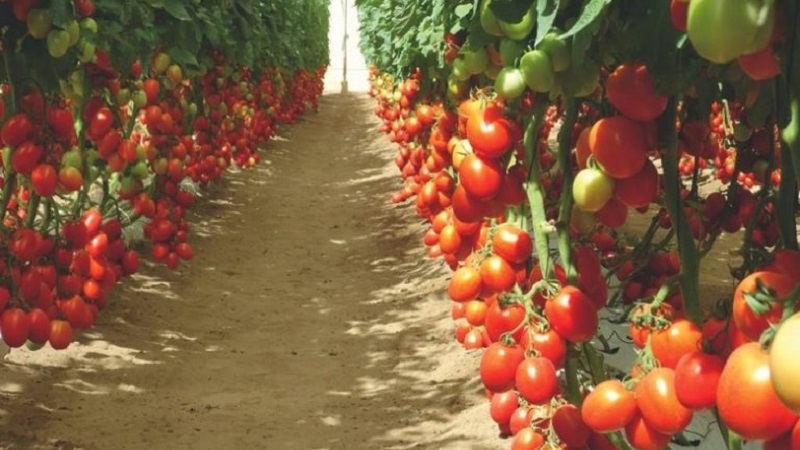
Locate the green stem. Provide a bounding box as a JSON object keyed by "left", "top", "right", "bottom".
{"left": 564, "top": 345, "right": 582, "bottom": 406}
{"left": 778, "top": 0, "right": 800, "bottom": 249}
{"left": 0, "top": 147, "right": 15, "bottom": 225}
{"left": 659, "top": 97, "right": 702, "bottom": 324}
{"left": 24, "top": 192, "right": 40, "bottom": 229}
{"left": 607, "top": 431, "right": 635, "bottom": 450}
{"left": 523, "top": 97, "right": 553, "bottom": 277}
{"left": 556, "top": 99, "right": 578, "bottom": 285}
{"left": 583, "top": 341, "right": 607, "bottom": 384}
{"left": 2, "top": 35, "right": 18, "bottom": 115}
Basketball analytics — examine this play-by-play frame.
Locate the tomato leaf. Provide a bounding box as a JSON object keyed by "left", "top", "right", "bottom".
{"left": 50, "top": 0, "right": 74, "bottom": 28}
{"left": 161, "top": 2, "right": 192, "bottom": 21}
{"left": 559, "top": 0, "right": 611, "bottom": 40}
{"left": 489, "top": 0, "right": 535, "bottom": 24}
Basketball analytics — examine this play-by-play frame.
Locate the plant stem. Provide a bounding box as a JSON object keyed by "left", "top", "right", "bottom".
{"left": 659, "top": 97, "right": 702, "bottom": 324}
{"left": 523, "top": 97, "right": 553, "bottom": 277}
{"left": 564, "top": 344, "right": 582, "bottom": 406}
{"left": 556, "top": 99, "right": 578, "bottom": 285}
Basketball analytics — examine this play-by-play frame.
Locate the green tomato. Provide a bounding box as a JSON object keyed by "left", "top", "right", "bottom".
{"left": 448, "top": 77, "right": 469, "bottom": 97}
{"left": 116, "top": 88, "right": 131, "bottom": 107}
{"left": 77, "top": 39, "right": 96, "bottom": 63}
{"left": 561, "top": 61, "right": 599, "bottom": 97}
{"left": 571, "top": 205, "right": 597, "bottom": 235}
{"left": 62, "top": 150, "right": 82, "bottom": 169}
{"left": 27, "top": 9, "right": 53, "bottom": 39}
{"left": 499, "top": 39, "right": 525, "bottom": 66}
{"left": 132, "top": 90, "right": 147, "bottom": 109}
{"left": 480, "top": 0, "right": 505, "bottom": 37}
{"left": 519, "top": 50, "right": 555, "bottom": 93}
{"left": 131, "top": 161, "right": 149, "bottom": 179}
{"left": 494, "top": 67, "right": 526, "bottom": 100}
{"left": 65, "top": 20, "right": 80, "bottom": 47}
{"left": 47, "top": 30, "right": 71, "bottom": 58}
{"left": 498, "top": 7, "right": 536, "bottom": 41}
{"left": 451, "top": 57, "right": 471, "bottom": 81}
{"left": 80, "top": 18, "right": 98, "bottom": 34}
{"left": 539, "top": 33, "right": 571, "bottom": 72}
{"left": 573, "top": 168, "right": 615, "bottom": 212}
{"left": 687, "top": 0, "right": 774, "bottom": 64}
{"left": 463, "top": 48, "right": 490, "bottom": 75}
{"left": 485, "top": 63, "right": 502, "bottom": 80}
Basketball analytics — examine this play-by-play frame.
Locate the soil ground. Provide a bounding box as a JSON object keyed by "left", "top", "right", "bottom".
{"left": 0, "top": 94, "right": 502, "bottom": 450}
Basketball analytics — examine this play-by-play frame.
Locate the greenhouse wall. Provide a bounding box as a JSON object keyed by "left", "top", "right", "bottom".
{"left": 325, "top": 0, "right": 370, "bottom": 93}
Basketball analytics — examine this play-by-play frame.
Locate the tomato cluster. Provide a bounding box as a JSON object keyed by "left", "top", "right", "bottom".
{"left": 365, "top": 0, "right": 800, "bottom": 445}
{"left": 0, "top": 1, "right": 326, "bottom": 350}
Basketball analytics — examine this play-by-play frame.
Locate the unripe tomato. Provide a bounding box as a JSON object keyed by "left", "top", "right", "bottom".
{"left": 573, "top": 168, "right": 615, "bottom": 212}
{"left": 687, "top": 0, "right": 775, "bottom": 64}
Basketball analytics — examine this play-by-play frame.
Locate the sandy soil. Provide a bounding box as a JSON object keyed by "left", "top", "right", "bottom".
{"left": 0, "top": 94, "right": 503, "bottom": 450}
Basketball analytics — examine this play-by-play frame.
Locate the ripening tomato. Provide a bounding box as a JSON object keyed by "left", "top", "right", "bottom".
{"left": 573, "top": 167, "right": 615, "bottom": 212}
{"left": 448, "top": 266, "right": 483, "bottom": 302}
{"left": 650, "top": 318, "right": 703, "bottom": 369}
{"left": 589, "top": 116, "right": 649, "bottom": 179}
{"left": 510, "top": 427, "right": 545, "bottom": 450}
{"left": 490, "top": 390, "right": 520, "bottom": 424}
{"left": 480, "top": 255, "right": 517, "bottom": 293}
{"left": 458, "top": 154, "right": 503, "bottom": 201}
{"left": 582, "top": 379, "right": 637, "bottom": 433}
{"left": 674, "top": 351, "right": 723, "bottom": 410}
{"left": 624, "top": 412, "right": 672, "bottom": 450}
{"left": 480, "top": 342, "right": 525, "bottom": 393}
{"left": 49, "top": 319, "right": 73, "bottom": 350}
{"left": 545, "top": 286, "right": 598, "bottom": 343}
{"left": 732, "top": 271, "right": 795, "bottom": 341}
{"left": 635, "top": 368, "right": 693, "bottom": 435}
{"left": 770, "top": 313, "right": 800, "bottom": 413}
{"left": 717, "top": 342, "right": 797, "bottom": 440}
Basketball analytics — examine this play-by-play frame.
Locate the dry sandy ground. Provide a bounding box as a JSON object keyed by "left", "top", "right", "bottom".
{"left": 0, "top": 94, "right": 503, "bottom": 450}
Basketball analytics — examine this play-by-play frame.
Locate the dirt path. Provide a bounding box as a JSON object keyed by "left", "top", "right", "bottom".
{"left": 0, "top": 95, "right": 502, "bottom": 450}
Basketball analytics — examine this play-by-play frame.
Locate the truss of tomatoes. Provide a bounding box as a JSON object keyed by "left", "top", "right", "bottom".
{"left": 368, "top": 56, "right": 800, "bottom": 449}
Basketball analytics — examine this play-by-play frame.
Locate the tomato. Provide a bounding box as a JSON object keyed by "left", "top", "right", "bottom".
{"left": 480, "top": 255, "right": 517, "bottom": 293}
{"left": 462, "top": 48, "right": 489, "bottom": 75}
{"left": 552, "top": 404, "right": 590, "bottom": 447}
{"left": 595, "top": 197, "right": 628, "bottom": 229}
{"left": 615, "top": 158, "right": 659, "bottom": 208}
{"left": 717, "top": 342, "right": 797, "bottom": 440}
{"left": 738, "top": 45, "right": 781, "bottom": 80}
{"left": 448, "top": 266, "right": 482, "bottom": 302}
{"left": 670, "top": 0, "right": 688, "bottom": 31}
{"left": 464, "top": 328, "right": 484, "bottom": 349}
{"left": 1, "top": 113, "right": 35, "bottom": 147}
{"left": 495, "top": 67, "right": 526, "bottom": 100}
{"left": 49, "top": 320, "right": 74, "bottom": 350}
{"left": 687, "top": 0, "right": 775, "bottom": 64}
{"left": 606, "top": 63, "right": 668, "bottom": 122}
{"left": 763, "top": 420, "right": 800, "bottom": 450}
{"left": 27, "top": 308, "right": 51, "bottom": 345}
{"left": 582, "top": 379, "right": 637, "bottom": 433}
{"left": 27, "top": 9, "right": 53, "bottom": 39}
{"left": 492, "top": 224, "right": 532, "bottom": 264}
{"left": 572, "top": 168, "right": 615, "bottom": 212}
{"left": 458, "top": 154, "right": 503, "bottom": 201}
{"left": 589, "top": 116, "right": 649, "bottom": 179}
{"left": 545, "top": 286, "right": 598, "bottom": 343}
{"left": 490, "top": 390, "right": 520, "bottom": 424}
{"left": 624, "top": 412, "right": 672, "bottom": 450}
{"left": 466, "top": 104, "right": 513, "bottom": 159}
{"left": 635, "top": 368, "right": 693, "bottom": 435}
{"left": 480, "top": 342, "right": 525, "bottom": 393}
{"left": 763, "top": 249, "right": 800, "bottom": 279}
{"left": 733, "top": 271, "right": 795, "bottom": 341}
{"left": 539, "top": 32, "right": 570, "bottom": 72}
{"left": 519, "top": 50, "right": 555, "bottom": 93}
{"left": 451, "top": 185, "right": 488, "bottom": 223}
{"left": 485, "top": 301, "right": 526, "bottom": 343}
{"left": 674, "top": 351, "right": 723, "bottom": 410}
{"left": 650, "top": 318, "right": 702, "bottom": 369}
{"left": 464, "top": 300, "right": 488, "bottom": 326}
{"left": 510, "top": 427, "right": 545, "bottom": 450}
{"left": 31, "top": 164, "right": 59, "bottom": 197}
{"left": 479, "top": 0, "right": 505, "bottom": 36}
{"left": 770, "top": 313, "right": 800, "bottom": 413}
{"left": 515, "top": 356, "right": 558, "bottom": 404}
{"left": 1, "top": 308, "right": 30, "bottom": 348}
{"left": 12, "top": 141, "right": 44, "bottom": 174}
{"left": 497, "top": 6, "right": 535, "bottom": 40}
{"left": 47, "top": 30, "right": 71, "bottom": 58}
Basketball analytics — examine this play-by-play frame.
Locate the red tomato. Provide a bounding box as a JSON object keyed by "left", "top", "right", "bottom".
{"left": 458, "top": 154, "right": 504, "bottom": 201}
{"left": 447, "top": 266, "right": 483, "bottom": 301}
{"left": 544, "top": 286, "right": 598, "bottom": 343}
{"left": 510, "top": 427, "right": 545, "bottom": 450}
{"left": 480, "top": 342, "right": 525, "bottom": 393}
{"left": 509, "top": 406, "right": 535, "bottom": 435}
{"left": 674, "top": 351, "right": 723, "bottom": 410}
{"left": 582, "top": 379, "right": 637, "bottom": 433}
{"left": 1, "top": 308, "right": 30, "bottom": 347}
{"left": 515, "top": 356, "right": 558, "bottom": 404}
{"left": 606, "top": 63, "right": 668, "bottom": 121}
{"left": 479, "top": 255, "right": 517, "bottom": 293}
{"left": 484, "top": 301, "right": 526, "bottom": 343}
{"left": 733, "top": 271, "right": 795, "bottom": 341}
{"left": 624, "top": 412, "right": 672, "bottom": 450}
{"left": 49, "top": 320, "right": 74, "bottom": 350}
{"left": 1, "top": 113, "right": 34, "bottom": 147}
{"left": 489, "top": 390, "right": 520, "bottom": 424}
{"left": 27, "top": 308, "right": 51, "bottom": 345}
{"left": 615, "top": 158, "right": 659, "bottom": 208}
{"left": 635, "top": 368, "right": 693, "bottom": 435}
{"left": 492, "top": 224, "right": 532, "bottom": 264}
{"left": 650, "top": 318, "right": 702, "bottom": 369}
{"left": 552, "top": 403, "right": 591, "bottom": 447}
{"left": 717, "top": 342, "right": 797, "bottom": 440}
{"left": 466, "top": 104, "right": 513, "bottom": 159}
{"left": 521, "top": 327, "right": 567, "bottom": 368}
{"left": 589, "top": 116, "right": 649, "bottom": 179}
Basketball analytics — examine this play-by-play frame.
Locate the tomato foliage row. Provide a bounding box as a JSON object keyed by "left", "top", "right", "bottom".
{"left": 358, "top": 0, "right": 800, "bottom": 449}
{"left": 0, "top": 0, "right": 328, "bottom": 351}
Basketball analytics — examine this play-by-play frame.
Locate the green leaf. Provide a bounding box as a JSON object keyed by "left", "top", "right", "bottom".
{"left": 454, "top": 3, "right": 474, "bottom": 18}
{"left": 161, "top": 0, "right": 192, "bottom": 21}
{"left": 560, "top": 0, "right": 612, "bottom": 40}
{"left": 50, "top": 0, "right": 74, "bottom": 28}
{"left": 489, "top": 0, "right": 535, "bottom": 23}
{"left": 534, "top": 0, "right": 559, "bottom": 46}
